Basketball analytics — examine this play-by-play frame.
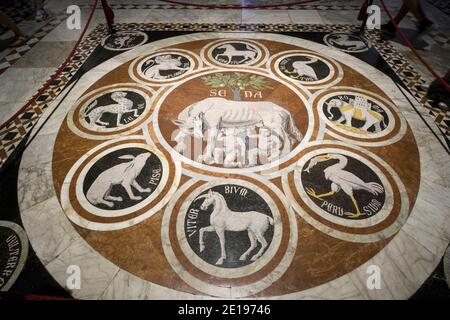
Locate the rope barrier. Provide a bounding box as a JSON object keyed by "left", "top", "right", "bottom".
{"left": 0, "top": 0, "right": 100, "bottom": 131}
{"left": 157, "top": 0, "right": 319, "bottom": 10}
{"left": 0, "top": 291, "right": 74, "bottom": 300}
{"left": 379, "top": 0, "right": 449, "bottom": 91}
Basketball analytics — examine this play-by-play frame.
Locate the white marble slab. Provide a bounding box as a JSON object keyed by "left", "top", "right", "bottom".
{"left": 17, "top": 162, "right": 54, "bottom": 213}
{"left": 21, "top": 196, "right": 78, "bottom": 265}
{"left": 318, "top": 10, "right": 359, "bottom": 25}
{"left": 271, "top": 274, "right": 363, "bottom": 300}
{"left": 14, "top": 41, "right": 76, "bottom": 68}
{"left": 45, "top": 238, "right": 120, "bottom": 300}
{"left": 0, "top": 67, "right": 55, "bottom": 103}
{"left": 289, "top": 10, "right": 325, "bottom": 25}
{"left": 242, "top": 9, "right": 291, "bottom": 24}
{"left": 101, "top": 270, "right": 202, "bottom": 300}
{"left": 146, "top": 9, "right": 242, "bottom": 24}
{"left": 110, "top": 9, "right": 154, "bottom": 24}
{"left": 41, "top": 10, "right": 104, "bottom": 42}
{"left": 345, "top": 229, "right": 439, "bottom": 299}
{"left": 0, "top": 101, "right": 24, "bottom": 126}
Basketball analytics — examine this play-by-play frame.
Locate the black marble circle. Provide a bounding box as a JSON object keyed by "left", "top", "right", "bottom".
{"left": 184, "top": 184, "right": 274, "bottom": 268}
{"left": 103, "top": 32, "right": 147, "bottom": 50}
{"left": 301, "top": 153, "right": 386, "bottom": 220}
{"left": 211, "top": 42, "right": 259, "bottom": 65}
{"left": 81, "top": 90, "right": 146, "bottom": 129}
{"left": 279, "top": 55, "right": 330, "bottom": 82}
{"left": 0, "top": 225, "right": 25, "bottom": 290}
{"left": 140, "top": 54, "right": 191, "bottom": 80}
{"left": 323, "top": 94, "right": 390, "bottom": 133}
{"left": 82, "top": 147, "right": 163, "bottom": 211}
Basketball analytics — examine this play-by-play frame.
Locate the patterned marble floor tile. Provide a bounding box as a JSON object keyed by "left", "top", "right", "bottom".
{"left": 3, "top": 29, "right": 447, "bottom": 301}
{"left": 0, "top": 67, "right": 55, "bottom": 104}
{"left": 13, "top": 41, "right": 76, "bottom": 68}
{"left": 317, "top": 10, "right": 359, "bottom": 25}
{"left": 0, "top": 2, "right": 449, "bottom": 299}
{"left": 242, "top": 9, "right": 292, "bottom": 24}
{"left": 289, "top": 10, "right": 325, "bottom": 24}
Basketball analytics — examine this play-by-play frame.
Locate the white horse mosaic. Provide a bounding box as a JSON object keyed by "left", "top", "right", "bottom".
{"left": 196, "top": 190, "right": 274, "bottom": 265}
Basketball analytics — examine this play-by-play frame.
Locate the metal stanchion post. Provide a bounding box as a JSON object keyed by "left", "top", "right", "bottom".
{"left": 101, "top": 0, "right": 115, "bottom": 34}
{"left": 358, "top": 0, "right": 374, "bottom": 35}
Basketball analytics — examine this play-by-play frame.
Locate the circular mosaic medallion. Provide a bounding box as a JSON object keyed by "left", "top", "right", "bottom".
{"left": 323, "top": 32, "right": 371, "bottom": 53}
{"left": 162, "top": 177, "right": 297, "bottom": 296}
{"left": 284, "top": 141, "right": 409, "bottom": 241}
{"left": 152, "top": 69, "right": 311, "bottom": 174}
{"left": 101, "top": 31, "right": 148, "bottom": 51}
{"left": 270, "top": 50, "right": 343, "bottom": 89}
{"left": 67, "top": 83, "right": 154, "bottom": 140}
{"left": 315, "top": 87, "right": 406, "bottom": 146}
{"left": 179, "top": 182, "right": 278, "bottom": 271}
{"left": 202, "top": 39, "right": 269, "bottom": 68}
{"left": 61, "top": 137, "right": 180, "bottom": 230}
{"left": 80, "top": 147, "right": 164, "bottom": 214}
{"left": 0, "top": 221, "right": 29, "bottom": 291}
{"left": 297, "top": 149, "right": 392, "bottom": 225}
{"left": 129, "top": 49, "right": 200, "bottom": 86}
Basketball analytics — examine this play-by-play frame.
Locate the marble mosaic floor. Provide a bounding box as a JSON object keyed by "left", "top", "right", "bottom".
{"left": 1, "top": 1, "right": 450, "bottom": 300}
{"left": 0, "top": 23, "right": 449, "bottom": 299}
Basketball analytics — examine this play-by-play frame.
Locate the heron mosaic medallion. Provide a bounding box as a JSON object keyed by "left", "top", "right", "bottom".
{"left": 10, "top": 30, "right": 450, "bottom": 299}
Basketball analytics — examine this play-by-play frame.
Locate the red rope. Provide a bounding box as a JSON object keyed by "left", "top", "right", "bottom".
{"left": 0, "top": 291, "right": 75, "bottom": 300}
{"left": 379, "top": 0, "right": 449, "bottom": 91}
{"left": 0, "top": 0, "right": 100, "bottom": 131}
{"left": 101, "top": 0, "right": 115, "bottom": 32}
{"left": 157, "top": 0, "right": 319, "bottom": 9}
